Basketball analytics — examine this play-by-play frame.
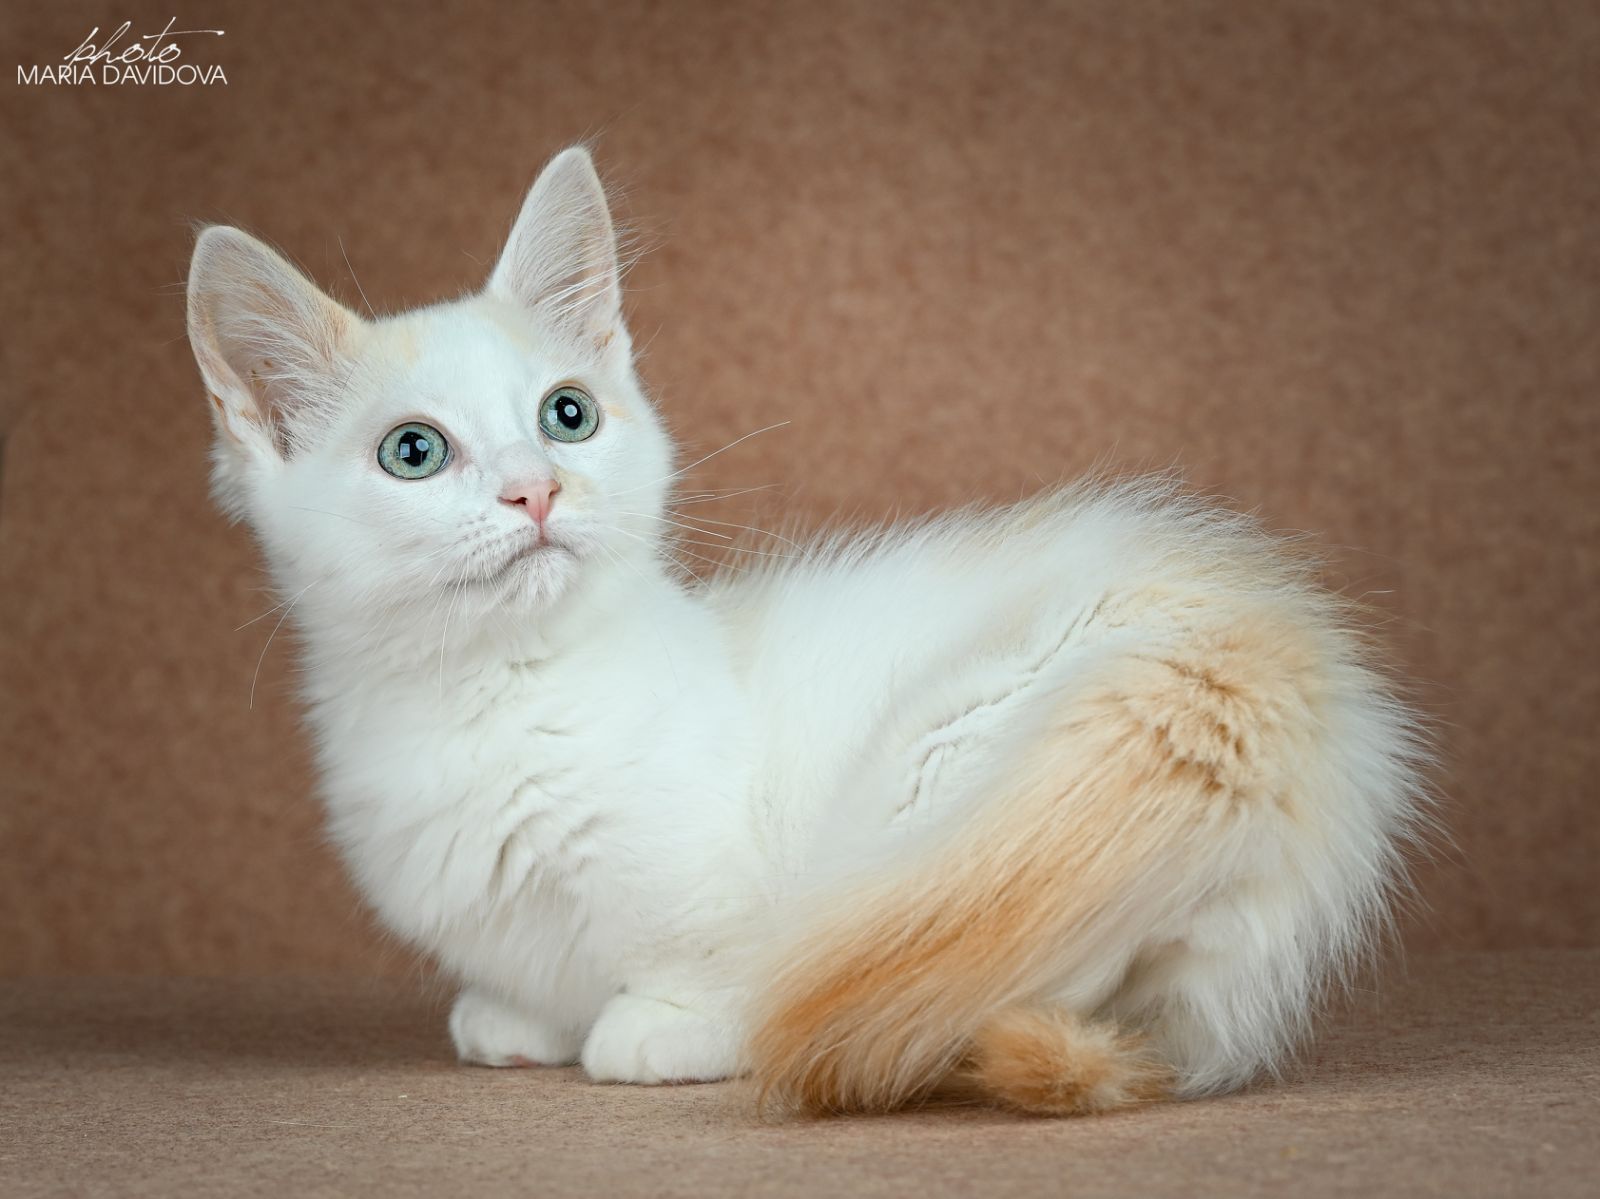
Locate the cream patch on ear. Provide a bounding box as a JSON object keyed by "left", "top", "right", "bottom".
{"left": 310, "top": 306, "right": 359, "bottom": 366}
{"left": 209, "top": 392, "right": 241, "bottom": 440}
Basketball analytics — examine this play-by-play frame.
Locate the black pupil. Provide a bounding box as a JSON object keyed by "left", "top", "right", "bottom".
{"left": 398, "top": 430, "right": 432, "bottom": 465}
{"left": 557, "top": 398, "right": 583, "bottom": 429}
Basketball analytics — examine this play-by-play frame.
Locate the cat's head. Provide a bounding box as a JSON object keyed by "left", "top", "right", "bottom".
{"left": 186, "top": 147, "right": 672, "bottom": 623}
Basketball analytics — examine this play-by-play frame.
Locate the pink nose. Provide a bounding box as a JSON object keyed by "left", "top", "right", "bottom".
{"left": 500, "top": 477, "right": 560, "bottom": 525}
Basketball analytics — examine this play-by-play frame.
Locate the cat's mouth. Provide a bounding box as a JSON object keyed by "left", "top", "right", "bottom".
{"left": 468, "top": 533, "right": 576, "bottom": 591}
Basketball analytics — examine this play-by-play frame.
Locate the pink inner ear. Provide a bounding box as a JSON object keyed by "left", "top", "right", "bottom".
{"left": 189, "top": 224, "right": 364, "bottom": 461}
{"left": 488, "top": 149, "right": 624, "bottom": 357}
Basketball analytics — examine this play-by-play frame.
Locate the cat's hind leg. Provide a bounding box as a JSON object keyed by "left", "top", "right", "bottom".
{"left": 449, "top": 987, "right": 583, "bottom": 1067}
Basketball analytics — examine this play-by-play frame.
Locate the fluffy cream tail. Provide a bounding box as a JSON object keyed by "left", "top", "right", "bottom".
{"left": 747, "top": 605, "right": 1370, "bottom": 1116}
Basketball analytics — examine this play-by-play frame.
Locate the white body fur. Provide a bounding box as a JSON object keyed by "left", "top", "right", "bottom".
{"left": 187, "top": 149, "right": 1427, "bottom": 1112}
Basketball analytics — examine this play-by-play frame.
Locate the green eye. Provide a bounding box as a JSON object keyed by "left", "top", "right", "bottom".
{"left": 539, "top": 386, "right": 599, "bottom": 443}
{"left": 377, "top": 422, "right": 450, "bottom": 479}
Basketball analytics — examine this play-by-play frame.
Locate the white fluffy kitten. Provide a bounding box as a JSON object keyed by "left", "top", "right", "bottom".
{"left": 186, "top": 148, "right": 1428, "bottom": 1117}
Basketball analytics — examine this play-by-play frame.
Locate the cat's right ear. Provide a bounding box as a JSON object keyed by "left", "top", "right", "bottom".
{"left": 186, "top": 226, "right": 362, "bottom": 460}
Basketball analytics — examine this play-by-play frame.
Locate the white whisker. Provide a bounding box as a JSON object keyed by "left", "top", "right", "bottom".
{"left": 607, "top": 525, "right": 749, "bottom": 574}
{"left": 249, "top": 580, "right": 317, "bottom": 708}
{"left": 671, "top": 537, "right": 794, "bottom": 559}
{"left": 616, "top": 511, "right": 733, "bottom": 540}
{"left": 663, "top": 511, "right": 806, "bottom": 551}
{"left": 437, "top": 577, "right": 467, "bottom": 699}
{"left": 613, "top": 422, "right": 791, "bottom": 498}
{"left": 672, "top": 485, "right": 781, "bottom": 505}
{"left": 338, "top": 235, "right": 378, "bottom": 319}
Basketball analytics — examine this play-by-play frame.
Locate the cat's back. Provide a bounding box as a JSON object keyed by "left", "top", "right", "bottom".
{"left": 703, "top": 482, "right": 1231, "bottom": 854}
{"left": 706, "top": 478, "right": 1233, "bottom": 672}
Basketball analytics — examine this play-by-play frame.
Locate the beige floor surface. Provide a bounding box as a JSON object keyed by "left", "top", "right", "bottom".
{"left": 4, "top": 951, "right": 1596, "bottom": 1197}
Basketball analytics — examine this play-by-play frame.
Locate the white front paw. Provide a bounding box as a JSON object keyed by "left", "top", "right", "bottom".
{"left": 449, "top": 988, "right": 581, "bottom": 1067}
{"left": 580, "top": 993, "right": 740, "bottom": 1084}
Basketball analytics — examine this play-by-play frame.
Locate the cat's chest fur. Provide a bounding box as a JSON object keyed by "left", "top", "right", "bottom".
{"left": 299, "top": 588, "right": 761, "bottom": 1007}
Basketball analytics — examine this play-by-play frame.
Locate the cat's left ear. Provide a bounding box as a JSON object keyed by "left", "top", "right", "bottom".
{"left": 488, "top": 147, "right": 629, "bottom": 362}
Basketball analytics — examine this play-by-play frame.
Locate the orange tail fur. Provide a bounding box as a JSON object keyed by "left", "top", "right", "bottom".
{"left": 747, "top": 608, "right": 1344, "bottom": 1117}
{"left": 964, "top": 1004, "right": 1171, "bottom": 1116}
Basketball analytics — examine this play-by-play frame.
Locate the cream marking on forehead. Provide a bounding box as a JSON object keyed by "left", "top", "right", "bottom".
{"left": 363, "top": 317, "right": 424, "bottom": 366}
{"left": 477, "top": 298, "right": 543, "bottom": 352}
{"left": 391, "top": 326, "right": 422, "bottom": 365}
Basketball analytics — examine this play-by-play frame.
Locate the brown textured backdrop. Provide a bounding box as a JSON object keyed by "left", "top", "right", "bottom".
{"left": 1, "top": 0, "right": 1595, "bottom": 976}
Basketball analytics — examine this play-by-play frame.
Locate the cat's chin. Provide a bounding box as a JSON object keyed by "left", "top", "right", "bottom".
{"left": 474, "top": 540, "right": 586, "bottom": 612}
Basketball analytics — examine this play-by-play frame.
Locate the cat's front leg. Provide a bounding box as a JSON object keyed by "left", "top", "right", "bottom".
{"left": 449, "top": 987, "right": 583, "bottom": 1067}
{"left": 579, "top": 986, "right": 744, "bottom": 1085}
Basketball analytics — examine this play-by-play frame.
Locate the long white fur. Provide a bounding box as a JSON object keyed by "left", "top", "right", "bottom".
{"left": 186, "top": 147, "right": 1430, "bottom": 1105}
